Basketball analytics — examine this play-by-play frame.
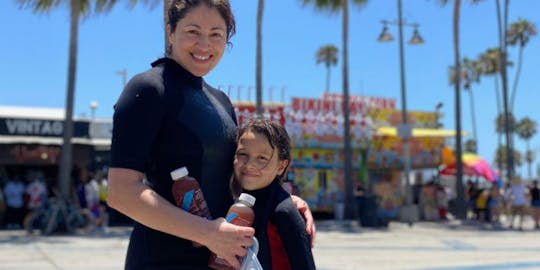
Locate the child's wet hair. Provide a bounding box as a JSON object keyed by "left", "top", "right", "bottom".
{"left": 237, "top": 118, "right": 291, "bottom": 182}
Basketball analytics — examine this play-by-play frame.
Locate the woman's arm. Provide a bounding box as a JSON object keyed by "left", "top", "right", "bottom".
{"left": 107, "top": 168, "right": 254, "bottom": 268}
{"left": 290, "top": 195, "right": 316, "bottom": 247}
{"left": 274, "top": 202, "right": 316, "bottom": 270}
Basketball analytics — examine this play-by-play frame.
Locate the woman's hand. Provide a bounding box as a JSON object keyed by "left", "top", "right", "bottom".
{"left": 202, "top": 218, "right": 255, "bottom": 269}
{"left": 291, "top": 195, "right": 316, "bottom": 247}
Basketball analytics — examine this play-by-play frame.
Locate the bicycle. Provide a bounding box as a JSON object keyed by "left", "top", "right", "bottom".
{"left": 23, "top": 188, "right": 95, "bottom": 235}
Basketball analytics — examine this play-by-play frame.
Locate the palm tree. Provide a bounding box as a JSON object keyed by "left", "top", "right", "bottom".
{"left": 255, "top": 0, "right": 264, "bottom": 115}
{"left": 464, "top": 139, "right": 477, "bottom": 154}
{"left": 515, "top": 117, "right": 537, "bottom": 179}
{"left": 477, "top": 47, "right": 514, "bottom": 173}
{"left": 477, "top": 48, "right": 504, "bottom": 116}
{"left": 462, "top": 58, "right": 480, "bottom": 150}
{"left": 495, "top": 0, "right": 515, "bottom": 182}
{"left": 495, "top": 145, "right": 522, "bottom": 173}
{"left": 506, "top": 19, "right": 537, "bottom": 112}
{"left": 495, "top": 112, "right": 515, "bottom": 177}
{"left": 17, "top": 0, "right": 126, "bottom": 198}
{"left": 316, "top": 44, "right": 339, "bottom": 93}
{"left": 439, "top": 0, "right": 483, "bottom": 220}
{"left": 300, "top": 0, "right": 368, "bottom": 219}
{"left": 449, "top": 57, "right": 480, "bottom": 151}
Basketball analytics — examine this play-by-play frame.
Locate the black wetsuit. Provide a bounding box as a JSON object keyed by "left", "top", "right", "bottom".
{"left": 245, "top": 180, "right": 316, "bottom": 270}
{"left": 110, "top": 58, "right": 237, "bottom": 269}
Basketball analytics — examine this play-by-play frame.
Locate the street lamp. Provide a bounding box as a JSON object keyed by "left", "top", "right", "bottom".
{"left": 90, "top": 101, "right": 98, "bottom": 120}
{"left": 377, "top": 0, "right": 424, "bottom": 225}
{"left": 116, "top": 68, "right": 127, "bottom": 88}
{"left": 435, "top": 102, "right": 443, "bottom": 128}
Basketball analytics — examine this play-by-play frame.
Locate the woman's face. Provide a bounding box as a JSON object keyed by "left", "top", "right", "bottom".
{"left": 167, "top": 4, "right": 227, "bottom": 77}
{"left": 234, "top": 130, "right": 288, "bottom": 191}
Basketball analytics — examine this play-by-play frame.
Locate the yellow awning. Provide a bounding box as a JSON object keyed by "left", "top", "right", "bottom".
{"left": 376, "top": 126, "right": 467, "bottom": 137}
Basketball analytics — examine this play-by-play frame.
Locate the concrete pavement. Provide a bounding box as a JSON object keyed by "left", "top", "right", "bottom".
{"left": 1, "top": 219, "right": 540, "bottom": 270}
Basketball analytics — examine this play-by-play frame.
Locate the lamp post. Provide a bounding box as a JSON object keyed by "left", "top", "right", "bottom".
{"left": 116, "top": 68, "right": 127, "bottom": 88}
{"left": 90, "top": 101, "right": 98, "bottom": 120}
{"left": 435, "top": 102, "right": 443, "bottom": 128}
{"left": 377, "top": 0, "right": 424, "bottom": 224}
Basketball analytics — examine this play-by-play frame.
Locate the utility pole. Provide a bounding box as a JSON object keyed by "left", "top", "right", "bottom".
{"left": 116, "top": 69, "right": 127, "bottom": 88}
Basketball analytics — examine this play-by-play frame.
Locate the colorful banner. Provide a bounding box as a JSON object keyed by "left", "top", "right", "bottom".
{"left": 233, "top": 103, "right": 284, "bottom": 127}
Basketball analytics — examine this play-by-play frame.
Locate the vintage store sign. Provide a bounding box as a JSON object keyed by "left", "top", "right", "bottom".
{"left": 0, "top": 118, "right": 89, "bottom": 137}
{"left": 5, "top": 119, "right": 63, "bottom": 136}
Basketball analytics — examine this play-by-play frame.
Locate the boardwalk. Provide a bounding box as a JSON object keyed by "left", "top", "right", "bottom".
{"left": 1, "top": 219, "right": 540, "bottom": 270}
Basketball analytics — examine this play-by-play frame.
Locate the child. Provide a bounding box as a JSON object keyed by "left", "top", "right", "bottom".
{"left": 231, "top": 118, "right": 316, "bottom": 270}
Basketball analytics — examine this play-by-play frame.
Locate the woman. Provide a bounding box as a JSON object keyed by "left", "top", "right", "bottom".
{"left": 107, "top": 1, "right": 314, "bottom": 269}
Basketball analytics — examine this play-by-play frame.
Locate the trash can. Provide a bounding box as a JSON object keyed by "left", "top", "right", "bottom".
{"left": 334, "top": 202, "right": 344, "bottom": 220}
{"left": 356, "top": 194, "right": 378, "bottom": 227}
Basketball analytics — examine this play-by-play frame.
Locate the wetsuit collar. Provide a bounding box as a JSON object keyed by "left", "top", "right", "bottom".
{"left": 151, "top": 57, "right": 203, "bottom": 88}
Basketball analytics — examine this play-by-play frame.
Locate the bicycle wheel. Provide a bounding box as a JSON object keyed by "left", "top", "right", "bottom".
{"left": 23, "top": 210, "right": 47, "bottom": 234}
{"left": 43, "top": 209, "right": 59, "bottom": 235}
{"left": 66, "top": 208, "right": 95, "bottom": 234}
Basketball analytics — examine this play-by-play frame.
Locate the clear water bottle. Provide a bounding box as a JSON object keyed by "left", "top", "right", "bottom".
{"left": 239, "top": 237, "right": 263, "bottom": 270}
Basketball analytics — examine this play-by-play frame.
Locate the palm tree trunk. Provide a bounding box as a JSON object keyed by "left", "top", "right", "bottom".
{"left": 453, "top": 0, "right": 466, "bottom": 220}
{"left": 342, "top": 0, "right": 354, "bottom": 220}
{"left": 164, "top": 0, "right": 170, "bottom": 53}
{"left": 527, "top": 140, "right": 532, "bottom": 179}
{"left": 498, "top": 0, "right": 514, "bottom": 181}
{"left": 326, "top": 65, "right": 331, "bottom": 93}
{"left": 255, "top": 0, "right": 264, "bottom": 116}
{"left": 509, "top": 46, "right": 524, "bottom": 113}
{"left": 494, "top": 77, "right": 503, "bottom": 172}
{"left": 58, "top": 0, "right": 80, "bottom": 199}
{"left": 467, "top": 89, "right": 478, "bottom": 150}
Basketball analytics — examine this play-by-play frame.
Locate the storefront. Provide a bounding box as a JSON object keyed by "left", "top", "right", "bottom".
{"left": 0, "top": 106, "right": 111, "bottom": 187}
{"left": 280, "top": 93, "right": 453, "bottom": 217}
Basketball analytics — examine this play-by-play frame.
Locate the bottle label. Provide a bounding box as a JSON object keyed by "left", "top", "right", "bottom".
{"left": 182, "top": 190, "right": 195, "bottom": 211}
{"left": 191, "top": 189, "right": 211, "bottom": 219}
{"left": 225, "top": 212, "right": 252, "bottom": 227}
{"left": 173, "top": 187, "right": 211, "bottom": 219}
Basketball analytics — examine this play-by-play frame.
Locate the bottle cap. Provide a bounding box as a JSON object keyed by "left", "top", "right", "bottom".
{"left": 170, "top": 167, "right": 189, "bottom": 181}
{"left": 238, "top": 193, "right": 256, "bottom": 207}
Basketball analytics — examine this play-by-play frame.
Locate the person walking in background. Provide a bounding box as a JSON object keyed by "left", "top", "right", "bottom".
{"left": 435, "top": 183, "right": 448, "bottom": 220}
{"left": 506, "top": 178, "right": 528, "bottom": 230}
{"left": 84, "top": 170, "right": 101, "bottom": 228}
{"left": 475, "top": 188, "right": 489, "bottom": 223}
{"left": 106, "top": 1, "right": 314, "bottom": 269}
{"left": 25, "top": 177, "right": 47, "bottom": 212}
{"left": 3, "top": 175, "right": 26, "bottom": 229}
{"left": 465, "top": 180, "right": 478, "bottom": 220}
{"left": 529, "top": 180, "right": 540, "bottom": 229}
{"left": 96, "top": 170, "right": 109, "bottom": 231}
{"left": 488, "top": 183, "right": 503, "bottom": 225}
{"left": 230, "top": 118, "right": 316, "bottom": 270}
{"left": 0, "top": 185, "right": 5, "bottom": 228}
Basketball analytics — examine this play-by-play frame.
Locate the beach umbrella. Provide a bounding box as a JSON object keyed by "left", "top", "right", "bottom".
{"left": 439, "top": 153, "right": 501, "bottom": 186}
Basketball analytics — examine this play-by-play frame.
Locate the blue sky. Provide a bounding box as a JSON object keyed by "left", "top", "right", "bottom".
{"left": 1, "top": 0, "right": 539, "bottom": 177}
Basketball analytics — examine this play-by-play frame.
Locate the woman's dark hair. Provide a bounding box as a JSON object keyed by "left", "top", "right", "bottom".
{"left": 166, "top": 0, "right": 236, "bottom": 55}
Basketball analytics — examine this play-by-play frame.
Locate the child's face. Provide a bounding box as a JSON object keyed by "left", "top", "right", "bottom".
{"left": 234, "top": 129, "right": 288, "bottom": 191}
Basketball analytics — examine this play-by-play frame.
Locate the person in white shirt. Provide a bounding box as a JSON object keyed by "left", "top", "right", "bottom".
{"left": 25, "top": 178, "right": 47, "bottom": 210}
{"left": 507, "top": 178, "right": 528, "bottom": 230}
